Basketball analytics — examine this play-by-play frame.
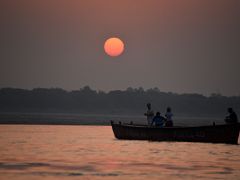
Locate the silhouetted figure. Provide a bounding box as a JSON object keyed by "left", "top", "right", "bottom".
{"left": 165, "top": 107, "right": 173, "bottom": 127}
{"left": 225, "top": 108, "right": 238, "bottom": 124}
{"left": 144, "top": 103, "right": 154, "bottom": 126}
{"left": 151, "top": 112, "right": 165, "bottom": 127}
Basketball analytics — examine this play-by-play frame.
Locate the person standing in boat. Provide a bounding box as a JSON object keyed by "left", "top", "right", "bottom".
{"left": 225, "top": 108, "right": 238, "bottom": 124}
{"left": 165, "top": 107, "right": 173, "bottom": 127}
{"left": 151, "top": 112, "right": 165, "bottom": 127}
{"left": 144, "top": 103, "right": 154, "bottom": 126}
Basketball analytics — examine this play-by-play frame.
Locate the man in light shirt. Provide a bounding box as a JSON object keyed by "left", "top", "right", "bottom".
{"left": 144, "top": 103, "right": 154, "bottom": 126}
{"left": 165, "top": 107, "right": 173, "bottom": 127}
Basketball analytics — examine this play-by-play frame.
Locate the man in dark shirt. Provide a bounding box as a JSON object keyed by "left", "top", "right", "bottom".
{"left": 151, "top": 112, "right": 165, "bottom": 127}
{"left": 225, "top": 108, "right": 238, "bottom": 124}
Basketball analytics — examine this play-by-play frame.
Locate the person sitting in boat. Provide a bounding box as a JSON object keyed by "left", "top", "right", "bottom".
{"left": 225, "top": 108, "right": 238, "bottom": 124}
{"left": 144, "top": 103, "right": 154, "bottom": 126}
{"left": 151, "top": 112, "right": 165, "bottom": 127}
{"left": 165, "top": 107, "right": 173, "bottom": 127}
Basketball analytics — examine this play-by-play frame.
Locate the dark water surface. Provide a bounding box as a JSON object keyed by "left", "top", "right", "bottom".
{"left": 0, "top": 125, "right": 239, "bottom": 180}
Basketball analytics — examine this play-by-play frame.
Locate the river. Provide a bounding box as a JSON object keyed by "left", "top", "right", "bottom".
{"left": 0, "top": 125, "right": 239, "bottom": 179}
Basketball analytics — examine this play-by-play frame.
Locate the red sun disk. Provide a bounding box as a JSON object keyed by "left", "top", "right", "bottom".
{"left": 104, "top": 37, "right": 124, "bottom": 57}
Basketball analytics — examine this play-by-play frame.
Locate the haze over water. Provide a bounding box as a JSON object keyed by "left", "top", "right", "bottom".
{"left": 0, "top": 125, "right": 239, "bottom": 180}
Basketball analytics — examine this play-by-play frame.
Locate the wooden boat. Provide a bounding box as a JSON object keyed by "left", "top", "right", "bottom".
{"left": 111, "top": 121, "right": 240, "bottom": 144}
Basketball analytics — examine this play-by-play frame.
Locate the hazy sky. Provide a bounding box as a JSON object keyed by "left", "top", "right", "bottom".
{"left": 0, "top": 0, "right": 239, "bottom": 96}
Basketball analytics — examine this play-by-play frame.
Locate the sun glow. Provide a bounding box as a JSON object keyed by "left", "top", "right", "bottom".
{"left": 104, "top": 37, "right": 124, "bottom": 57}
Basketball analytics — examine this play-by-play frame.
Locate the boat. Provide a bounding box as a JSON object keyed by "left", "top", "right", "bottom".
{"left": 111, "top": 121, "right": 240, "bottom": 144}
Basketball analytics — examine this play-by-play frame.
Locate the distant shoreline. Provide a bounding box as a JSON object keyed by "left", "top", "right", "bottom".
{"left": 0, "top": 112, "right": 224, "bottom": 126}
{"left": 0, "top": 87, "right": 239, "bottom": 119}
{"left": 0, "top": 112, "right": 143, "bottom": 126}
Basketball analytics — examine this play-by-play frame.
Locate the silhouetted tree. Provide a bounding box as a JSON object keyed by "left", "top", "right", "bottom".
{"left": 0, "top": 87, "right": 239, "bottom": 117}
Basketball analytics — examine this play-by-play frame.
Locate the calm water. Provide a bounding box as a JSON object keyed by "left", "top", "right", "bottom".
{"left": 0, "top": 125, "right": 239, "bottom": 180}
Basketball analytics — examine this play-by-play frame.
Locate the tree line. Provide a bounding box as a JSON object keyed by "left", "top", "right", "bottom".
{"left": 0, "top": 86, "right": 239, "bottom": 117}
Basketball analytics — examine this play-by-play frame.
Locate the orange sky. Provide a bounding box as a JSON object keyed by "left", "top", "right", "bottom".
{"left": 0, "top": 0, "right": 239, "bottom": 95}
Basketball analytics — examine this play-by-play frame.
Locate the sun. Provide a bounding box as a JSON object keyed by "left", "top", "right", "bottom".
{"left": 104, "top": 37, "right": 124, "bottom": 57}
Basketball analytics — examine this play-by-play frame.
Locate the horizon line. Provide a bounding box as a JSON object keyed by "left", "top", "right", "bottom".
{"left": 0, "top": 86, "right": 239, "bottom": 98}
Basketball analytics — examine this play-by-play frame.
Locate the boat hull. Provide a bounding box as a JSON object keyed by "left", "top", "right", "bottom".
{"left": 111, "top": 122, "right": 240, "bottom": 144}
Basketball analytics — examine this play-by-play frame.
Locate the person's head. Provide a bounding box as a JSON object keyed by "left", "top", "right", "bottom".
{"left": 228, "top": 107, "right": 233, "bottom": 113}
{"left": 147, "top": 103, "right": 151, "bottom": 110}
{"left": 167, "top": 107, "right": 171, "bottom": 112}
{"left": 156, "top": 112, "right": 160, "bottom": 116}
